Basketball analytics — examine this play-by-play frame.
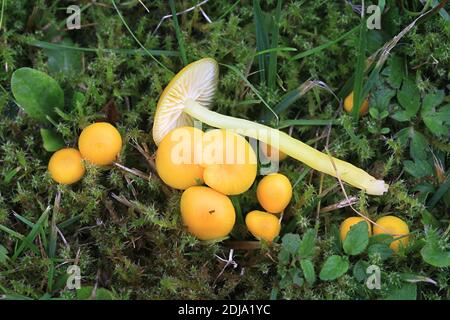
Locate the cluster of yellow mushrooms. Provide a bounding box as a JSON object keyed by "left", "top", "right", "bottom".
{"left": 155, "top": 124, "right": 292, "bottom": 242}
{"left": 46, "top": 58, "right": 409, "bottom": 251}
{"left": 48, "top": 122, "right": 122, "bottom": 184}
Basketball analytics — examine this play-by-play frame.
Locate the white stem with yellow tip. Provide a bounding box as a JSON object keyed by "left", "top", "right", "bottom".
{"left": 184, "top": 98, "right": 388, "bottom": 196}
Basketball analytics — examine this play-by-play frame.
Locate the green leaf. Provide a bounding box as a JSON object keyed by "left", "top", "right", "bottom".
{"left": 76, "top": 286, "right": 115, "bottom": 300}
{"left": 404, "top": 160, "right": 433, "bottom": 178}
{"left": 421, "top": 243, "right": 450, "bottom": 268}
{"left": 369, "top": 233, "right": 394, "bottom": 246}
{"left": 369, "top": 107, "right": 379, "bottom": 119}
{"left": 380, "top": 127, "right": 390, "bottom": 134}
{"left": 292, "top": 269, "right": 304, "bottom": 287}
{"left": 40, "top": 128, "right": 65, "bottom": 152}
{"left": 422, "top": 94, "right": 450, "bottom": 136}
{"left": 422, "top": 91, "right": 445, "bottom": 113}
{"left": 387, "top": 55, "right": 405, "bottom": 89}
{"left": 367, "top": 244, "right": 393, "bottom": 260}
{"left": 298, "top": 229, "right": 316, "bottom": 258}
{"left": 385, "top": 283, "right": 417, "bottom": 300}
{"left": 423, "top": 115, "right": 450, "bottom": 136}
{"left": 353, "top": 260, "right": 369, "bottom": 282}
{"left": 391, "top": 110, "right": 411, "bottom": 122}
{"left": 11, "top": 68, "right": 64, "bottom": 122}
{"left": 343, "top": 221, "right": 369, "bottom": 256}
{"left": 410, "top": 130, "right": 429, "bottom": 161}
{"left": 278, "top": 249, "right": 290, "bottom": 265}
{"left": 43, "top": 38, "right": 83, "bottom": 75}
{"left": 397, "top": 79, "right": 420, "bottom": 117}
{"left": 281, "top": 233, "right": 301, "bottom": 255}
{"left": 319, "top": 255, "right": 349, "bottom": 281}
{"left": 300, "top": 259, "right": 316, "bottom": 286}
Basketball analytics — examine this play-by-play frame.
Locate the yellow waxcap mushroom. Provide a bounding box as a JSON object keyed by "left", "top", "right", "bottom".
{"left": 201, "top": 129, "right": 257, "bottom": 195}
{"left": 373, "top": 216, "right": 409, "bottom": 252}
{"left": 155, "top": 126, "right": 204, "bottom": 190}
{"left": 152, "top": 58, "right": 218, "bottom": 146}
{"left": 256, "top": 173, "right": 292, "bottom": 213}
{"left": 180, "top": 186, "right": 236, "bottom": 241}
{"left": 152, "top": 58, "right": 388, "bottom": 196}
{"left": 344, "top": 91, "right": 369, "bottom": 115}
{"left": 245, "top": 210, "right": 280, "bottom": 242}
{"left": 340, "top": 217, "right": 372, "bottom": 242}
{"left": 48, "top": 148, "right": 85, "bottom": 185}
{"left": 78, "top": 122, "right": 122, "bottom": 165}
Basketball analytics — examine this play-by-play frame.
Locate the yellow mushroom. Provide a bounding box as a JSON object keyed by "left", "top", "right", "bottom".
{"left": 151, "top": 58, "right": 388, "bottom": 196}
{"left": 201, "top": 129, "right": 257, "bottom": 195}
{"left": 344, "top": 91, "right": 369, "bottom": 115}
{"left": 373, "top": 215, "right": 409, "bottom": 252}
{"left": 245, "top": 210, "right": 280, "bottom": 242}
{"left": 155, "top": 126, "right": 204, "bottom": 190}
{"left": 48, "top": 148, "right": 85, "bottom": 185}
{"left": 180, "top": 186, "right": 236, "bottom": 241}
{"left": 78, "top": 122, "right": 122, "bottom": 166}
{"left": 256, "top": 173, "right": 292, "bottom": 213}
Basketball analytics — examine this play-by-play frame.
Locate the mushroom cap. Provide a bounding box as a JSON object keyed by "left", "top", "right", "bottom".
{"left": 245, "top": 210, "right": 280, "bottom": 242}
{"left": 180, "top": 186, "right": 236, "bottom": 241}
{"left": 373, "top": 216, "right": 409, "bottom": 252}
{"left": 201, "top": 129, "right": 257, "bottom": 195}
{"left": 78, "top": 122, "right": 122, "bottom": 166}
{"left": 155, "top": 126, "right": 204, "bottom": 190}
{"left": 256, "top": 173, "right": 292, "bottom": 213}
{"left": 48, "top": 148, "right": 85, "bottom": 185}
{"left": 152, "top": 58, "right": 219, "bottom": 146}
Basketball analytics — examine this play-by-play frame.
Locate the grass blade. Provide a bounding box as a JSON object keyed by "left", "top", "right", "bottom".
{"left": 254, "top": 47, "right": 297, "bottom": 56}
{"left": 351, "top": 16, "right": 368, "bottom": 120}
{"left": 0, "top": 0, "right": 5, "bottom": 31}
{"left": 267, "top": 0, "right": 282, "bottom": 91}
{"left": 218, "top": 0, "right": 240, "bottom": 20}
{"left": 169, "top": 0, "right": 188, "bottom": 66}
{"left": 277, "top": 119, "right": 338, "bottom": 129}
{"left": 12, "top": 206, "right": 51, "bottom": 261}
{"left": 290, "top": 26, "right": 359, "bottom": 61}
{"left": 25, "top": 39, "right": 179, "bottom": 56}
{"left": 0, "top": 224, "right": 24, "bottom": 240}
{"left": 253, "top": 0, "right": 270, "bottom": 84}
{"left": 57, "top": 214, "right": 82, "bottom": 230}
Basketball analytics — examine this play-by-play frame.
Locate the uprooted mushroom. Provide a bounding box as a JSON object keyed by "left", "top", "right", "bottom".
{"left": 152, "top": 58, "right": 389, "bottom": 196}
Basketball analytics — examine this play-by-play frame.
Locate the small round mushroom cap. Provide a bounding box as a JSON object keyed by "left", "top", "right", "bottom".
{"left": 152, "top": 58, "right": 219, "bottom": 146}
